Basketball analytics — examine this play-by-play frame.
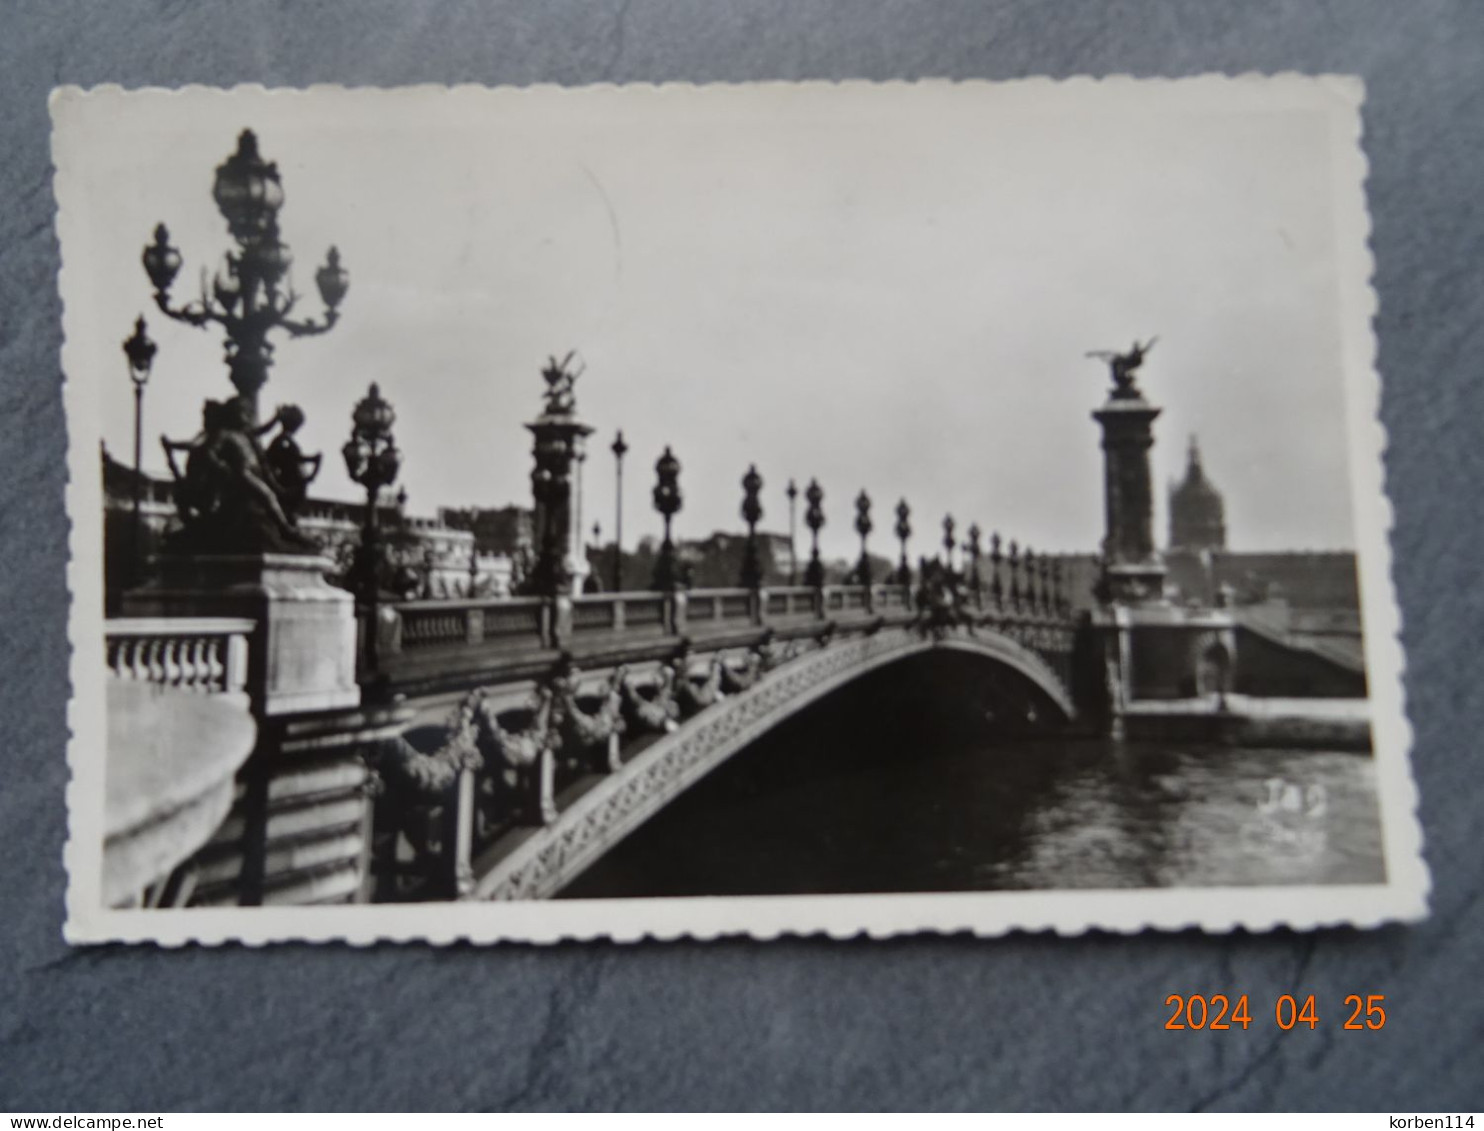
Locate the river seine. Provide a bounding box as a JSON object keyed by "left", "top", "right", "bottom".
{"left": 559, "top": 656, "right": 1385, "bottom": 899}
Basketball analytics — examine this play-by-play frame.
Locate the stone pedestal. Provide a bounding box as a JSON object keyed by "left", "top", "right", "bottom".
{"left": 1092, "top": 393, "right": 1167, "bottom": 603}
{"left": 122, "top": 553, "right": 359, "bottom": 717}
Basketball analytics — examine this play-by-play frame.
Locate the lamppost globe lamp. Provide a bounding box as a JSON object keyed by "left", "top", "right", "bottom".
{"left": 803, "top": 478, "right": 826, "bottom": 589}
{"left": 651, "top": 446, "right": 683, "bottom": 592}
{"left": 894, "top": 498, "right": 912, "bottom": 586}
{"left": 316, "top": 246, "right": 350, "bottom": 311}
{"left": 141, "top": 225, "right": 183, "bottom": 297}
{"left": 212, "top": 129, "right": 285, "bottom": 245}
{"left": 351, "top": 382, "right": 397, "bottom": 447}
{"left": 123, "top": 316, "right": 157, "bottom": 387}
{"left": 653, "top": 447, "right": 682, "bottom": 516}
{"left": 853, "top": 489, "right": 873, "bottom": 586}
{"left": 740, "top": 464, "right": 765, "bottom": 591}
{"left": 741, "top": 465, "right": 764, "bottom": 527}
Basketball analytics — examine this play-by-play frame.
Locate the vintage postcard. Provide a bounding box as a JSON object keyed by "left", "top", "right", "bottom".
{"left": 55, "top": 78, "right": 1427, "bottom": 945}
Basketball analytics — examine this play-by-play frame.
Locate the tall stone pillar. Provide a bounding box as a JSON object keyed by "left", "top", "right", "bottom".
{"left": 525, "top": 354, "right": 594, "bottom": 597}
{"left": 1091, "top": 347, "right": 1167, "bottom": 604}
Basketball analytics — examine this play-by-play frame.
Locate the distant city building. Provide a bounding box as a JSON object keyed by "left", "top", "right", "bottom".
{"left": 1168, "top": 436, "right": 1226, "bottom": 552}
{"left": 439, "top": 505, "right": 534, "bottom": 559}
{"left": 439, "top": 505, "right": 535, "bottom": 593}
{"left": 594, "top": 530, "right": 855, "bottom": 592}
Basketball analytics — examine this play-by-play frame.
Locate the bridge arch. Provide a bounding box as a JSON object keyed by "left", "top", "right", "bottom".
{"left": 470, "top": 625, "right": 1073, "bottom": 900}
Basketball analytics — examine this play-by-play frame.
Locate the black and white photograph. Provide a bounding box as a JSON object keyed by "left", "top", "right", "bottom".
{"left": 55, "top": 78, "right": 1425, "bottom": 943}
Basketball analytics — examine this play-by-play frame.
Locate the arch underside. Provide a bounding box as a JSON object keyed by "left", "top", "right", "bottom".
{"left": 470, "top": 625, "right": 1073, "bottom": 901}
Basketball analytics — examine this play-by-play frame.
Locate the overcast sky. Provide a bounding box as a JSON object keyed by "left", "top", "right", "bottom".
{"left": 58, "top": 80, "right": 1367, "bottom": 561}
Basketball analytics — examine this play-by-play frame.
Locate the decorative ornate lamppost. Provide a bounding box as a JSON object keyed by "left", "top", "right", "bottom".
{"left": 942, "top": 514, "right": 956, "bottom": 574}
{"left": 1023, "top": 547, "right": 1038, "bottom": 615}
{"left": 1007, "top": 539, "right": 1022, "bottom": 610}
{"left": 854, "top": 490, "right": 873, "bottom": 586}
{"left": 894, "top": 499, "right": 912, "bottom": 587}
{"left": 803, "top": 479, "right": 825, "bottom": 590}
{"left": 141, "top": 129, "right": 348, "bottom": 424}
{"left": 786, "top": 478, "right": 799, "bottom": 585}
{"left": 965, "top": 522, "right": 983, "bottom": 606}
{"left": 342, "top": 383, "right": 401, "bottom": 673}
{"left": 652, "top": 446, "right": 683, "bottom": 591}
{"left": 610, "top": 430, "right": 628, "bottom": 592}
{"left": 121, "top": 315, "right": 158, "bottom": 585}
{"left": 740, "top": 464, "right": 764, "bottom": 590}
{"left": 989, "top": 532, "right": 1004, "bottom": 609}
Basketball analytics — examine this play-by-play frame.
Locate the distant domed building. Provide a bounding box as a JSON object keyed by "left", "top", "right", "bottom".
{"left": 1168, "top": 436, "right": 1226, "bottom": 552}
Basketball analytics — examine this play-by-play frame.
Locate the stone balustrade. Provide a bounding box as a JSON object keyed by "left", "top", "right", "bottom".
{"left": 378, "top": 578, "right": 1069, "bottom": 687}
{"left": 104, "top": 617, "right": 255, "bottom": 696}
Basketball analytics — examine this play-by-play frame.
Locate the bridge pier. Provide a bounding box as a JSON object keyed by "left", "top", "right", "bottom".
{"left": 1088, "top": 355, "right": 1240, "bottom": 735}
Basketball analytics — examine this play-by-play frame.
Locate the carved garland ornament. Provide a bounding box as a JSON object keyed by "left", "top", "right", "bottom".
{"left": 473, "top": 624, "right": 1071, "bottom": 900}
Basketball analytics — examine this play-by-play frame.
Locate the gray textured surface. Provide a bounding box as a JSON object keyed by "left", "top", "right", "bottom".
{"left": 2, "top": 0, "right": 1481, "bottom": 1112}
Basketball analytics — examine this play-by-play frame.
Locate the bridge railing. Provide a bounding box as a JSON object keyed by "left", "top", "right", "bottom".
{"left": 683, "top": 588, "right": 755, "bottom": 627}
{"left": 104, "top": 616, "right": 255, "bottom": 695}
{"left": 569, "top": 591, "right": 678, "bottom": 636}
{"left": 383, "top": 581, "right": 1071, "bottom": 662}
{"left": 396, "top": 596, "right": 550, "bottom": 652}
{"left": 375, "top": 582, "right": 921, "bottom": 683}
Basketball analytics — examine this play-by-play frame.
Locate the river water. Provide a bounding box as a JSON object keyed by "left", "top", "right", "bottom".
{"left": 559, "top": 659, "right": 1385, "bottom": 899}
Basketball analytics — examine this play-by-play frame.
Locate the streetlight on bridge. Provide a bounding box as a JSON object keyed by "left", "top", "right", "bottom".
{"left": 854, "top": 490, "right": 873, "bottom": 586}
{"left": 989, "top": 532, "right": 1005, "bottom": 608}
{"left": 786, "top": 479, "right": 799, "bottom": 585}
{"left": 610, "top": 430, "right": 628, "bottom": 592}
{"left": 740, "top": 465, "right": 764, "bottom": 590}
{"left": 342, "top": 382, "right": 401, "bottom": 677}
{"left": 894, "top": 499, "right": 912, "bottom": 587}
{"left": 121, "top": 315, "right": 157, "bottom": 587}
{"left": 803, "top": 480, "right": 825, "bottom": 590}
{"left": 652, "top": 446, "right": 683, "bottom": 592}
{"left": 965, "top": 523, "right": 983, "bottom": 606}
{"left": 141, "top": 129, "right": 348, "bottom": 424}
{"left": 1008, "top": 540, "right": 1022, "bottom": 609}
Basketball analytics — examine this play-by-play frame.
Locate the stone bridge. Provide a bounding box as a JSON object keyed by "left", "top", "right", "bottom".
{"left": 365, "top": 582, "right": 1077, "bottom": 901}
{"left": 105, "top": 578, "right": 1078, "bottom": 907}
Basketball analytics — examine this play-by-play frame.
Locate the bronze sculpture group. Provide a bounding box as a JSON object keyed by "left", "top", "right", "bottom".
{"left": 160, "top": 396, "right": 322, "bottom": 555}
